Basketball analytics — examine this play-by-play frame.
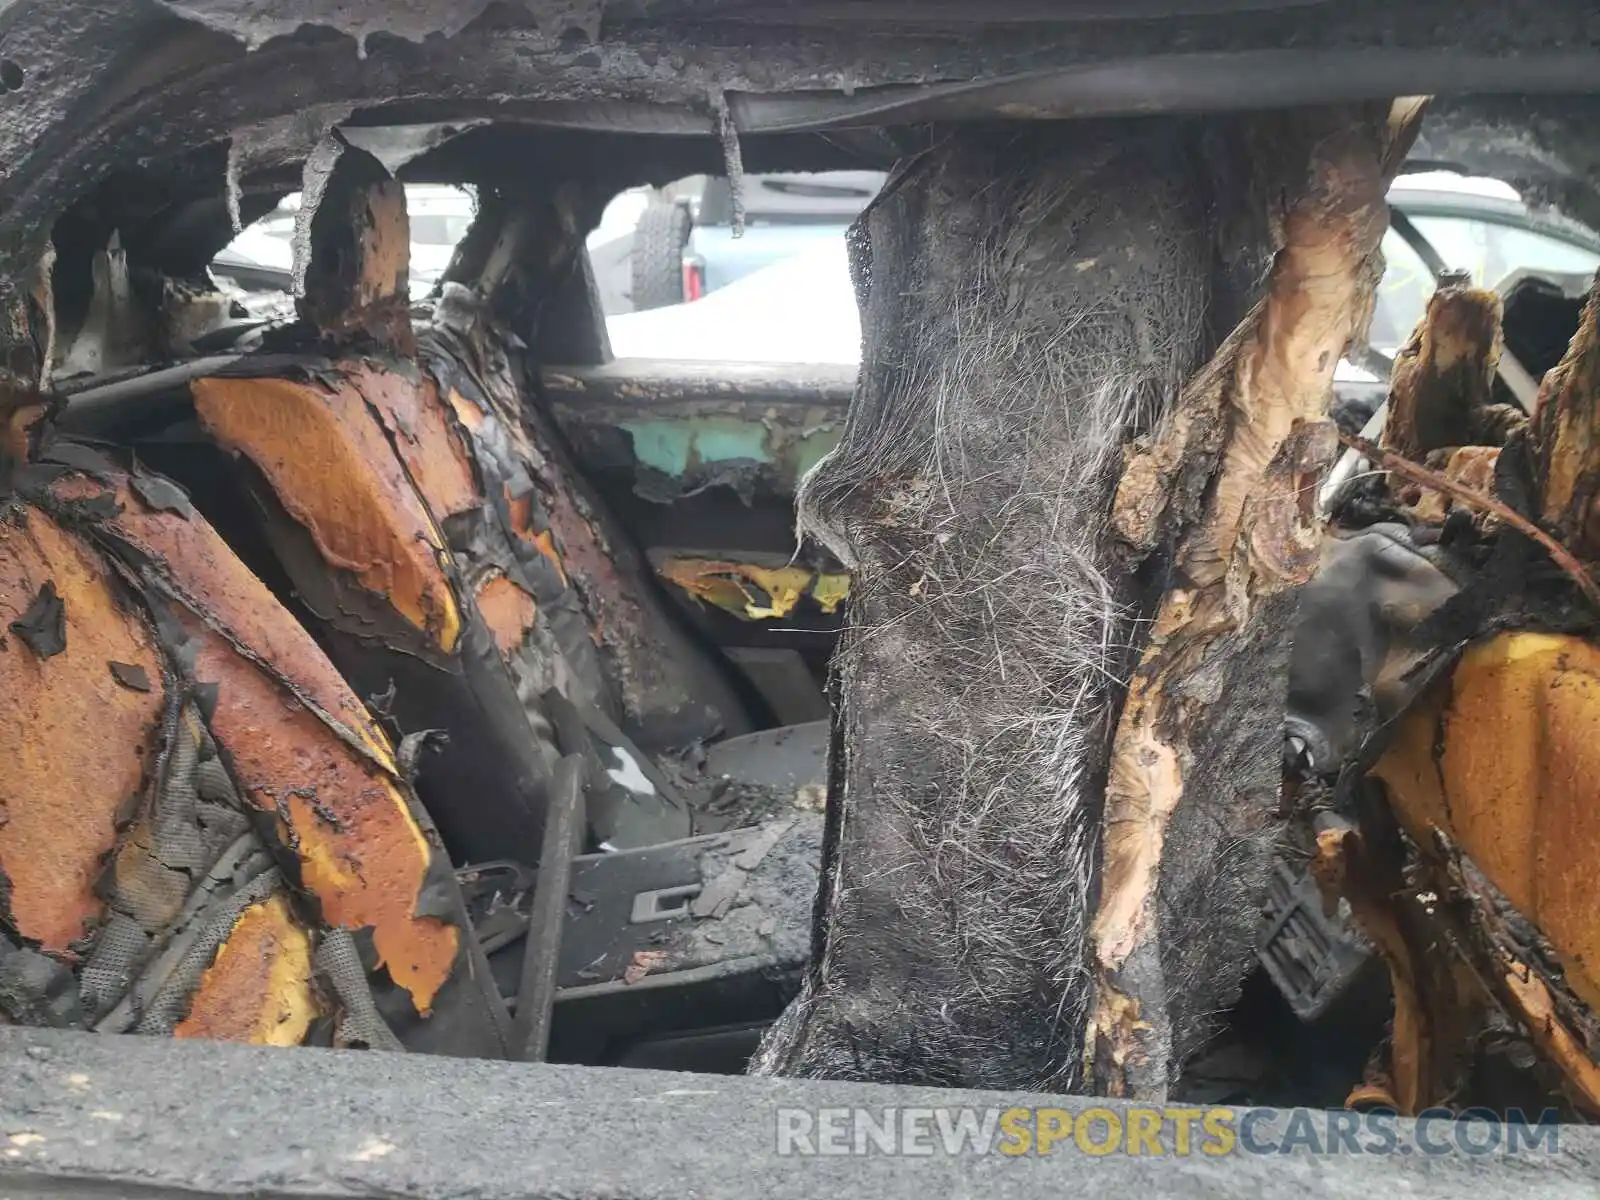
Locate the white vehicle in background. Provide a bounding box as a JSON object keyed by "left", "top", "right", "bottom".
{"left": 214, "top": 173, "right": 1600, "bottom": 395}
{"left": 587, "top": 187, "right": 656, "bottom": 316}
{"left": 211, "top": 185, "right": 476, "bottom": 307}
{"left": 406, "top": 186, "right": 478, "bottom": 288}
{"left": 215, "top": 183, "right": 650, "bottom": 317}
{"left": 607, "top": 236, "right": 860, "bottom": 365}
{"left": 608, "top": 173, "right": 1600, "bottom": 394}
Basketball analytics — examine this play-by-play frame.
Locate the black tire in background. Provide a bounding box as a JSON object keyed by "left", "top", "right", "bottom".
{"left": 630, "top": 199, "right": 693, "bottom": 311}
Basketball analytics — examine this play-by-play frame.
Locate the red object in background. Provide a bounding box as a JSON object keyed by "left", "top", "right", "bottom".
{"left": 682, "top": 258, "right": 705, "bottom": 302}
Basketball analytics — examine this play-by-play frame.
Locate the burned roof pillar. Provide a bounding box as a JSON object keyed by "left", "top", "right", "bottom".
{"left": 754, "top": 120, "right": 1229, "bottom": 1091}
{"left": 1088, "top": 105, "right": 1419, "bottom": 1099}
{"left": 757, "top": 106, "right": 1418, "bottom": 1097}
{"left": 299, "top": 143, "right": 413, "bottom": 352}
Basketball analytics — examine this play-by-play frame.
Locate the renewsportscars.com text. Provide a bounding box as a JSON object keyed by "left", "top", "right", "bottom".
{"left": 774, "top": 1105, "right": 1561, "bottom": 1158}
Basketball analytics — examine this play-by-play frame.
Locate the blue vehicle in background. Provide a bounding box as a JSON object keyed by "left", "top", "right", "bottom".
{"left": 627, "top": 171, "right": 886, "bottom": 311}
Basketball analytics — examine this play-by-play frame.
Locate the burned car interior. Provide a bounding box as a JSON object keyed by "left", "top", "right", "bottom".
{"left": 8, "top": 0, "right": 1600, "bottom": 1148}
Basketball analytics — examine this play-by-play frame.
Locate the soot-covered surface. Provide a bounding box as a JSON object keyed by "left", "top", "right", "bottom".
{"left": 755, "top": 120, "right": 1234, "bottom": 1091}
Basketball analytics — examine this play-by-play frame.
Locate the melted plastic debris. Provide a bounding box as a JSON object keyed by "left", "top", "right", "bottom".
{"left": 10, "top": 582, "right": 66, "bottom": 659}
{"left": 225, "top": 140, "right": 244, "bottom": 236}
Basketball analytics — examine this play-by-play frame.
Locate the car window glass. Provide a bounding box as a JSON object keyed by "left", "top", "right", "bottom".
{"left": 1410, "top": 214, "right": 1600, "bottom": 288}
{"left": 1370, "top": 228, "right": 1432, "bottom": 353}
{"left": 1505, "top": 224, "right": 1600, "bottom": 275}
{"left": 1369, "top": 215, "right": 1600, "bottom": 355}
{"left": 596, "top": 173, "right": 882, "bottom": 365}
{"left": 411, "top": 213, "right": 475, "bottom": 247}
